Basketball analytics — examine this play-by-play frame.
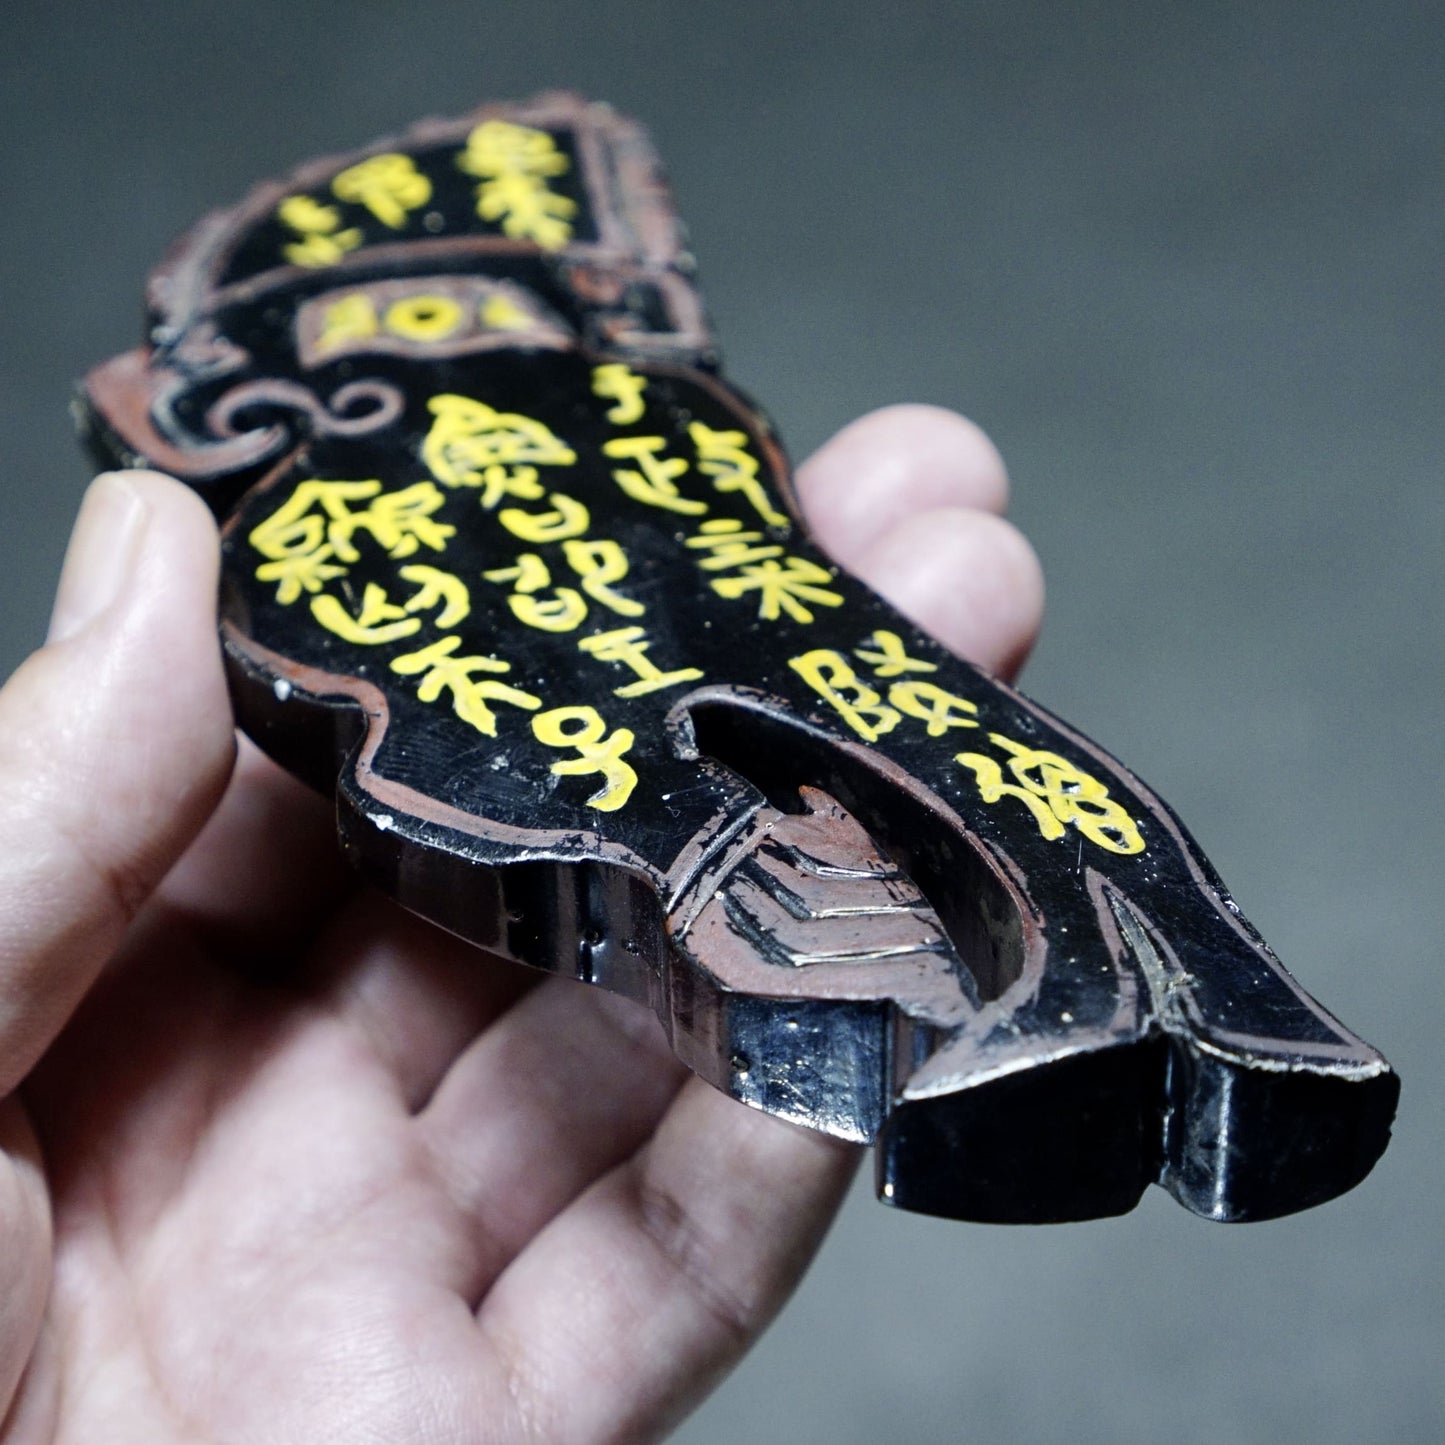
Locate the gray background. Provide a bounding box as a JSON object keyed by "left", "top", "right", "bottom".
{"left": 1, "top": 3, "right": 1439, "bottom": 1442}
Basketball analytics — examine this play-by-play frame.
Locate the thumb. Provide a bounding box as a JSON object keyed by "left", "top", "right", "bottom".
{"left": 0, "top": 472, "right": 235, "bottom": 1096}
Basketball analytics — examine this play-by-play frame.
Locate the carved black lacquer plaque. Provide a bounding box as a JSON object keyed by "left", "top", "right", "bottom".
{"left": 80, "top": 95, "right": 1396, "bottom": 1223}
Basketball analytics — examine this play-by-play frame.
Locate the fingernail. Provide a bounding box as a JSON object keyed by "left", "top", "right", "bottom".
{"left": 47, "top": 474, "right": 149, "bottom": 643}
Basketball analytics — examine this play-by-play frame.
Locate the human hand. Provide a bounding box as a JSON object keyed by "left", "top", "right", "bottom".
{"left": 0, "top": 405, "right": 1042, "bottom": 1443}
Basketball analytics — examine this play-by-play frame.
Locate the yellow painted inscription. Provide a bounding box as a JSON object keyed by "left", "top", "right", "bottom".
{"left": 249, "top": 480, "right": 453, "bottom": 604}
{"left": 316, "top": 293, "right": 381, "bottom": 352}
{"left": 457, "top": 120, "right": 576, "bottom": 251}
{"left": 390, "top": 636, "right": 541, "bottom": 737}
{"left": 277, "top": 195, "right": 362, "bottom": 268}
{"left": 955, "top": 736, "right": 1145, "bottom": 855}
{"left": 710, "top": 557, "right": 843, "bottom": 623}
{"left": 888, "top": 681, "right": 980, "bottom": 737}
{"left": 311, "top": 583, "right": 421, "bottom": 646}
{"left": 685, "top": 517, "right": 784, "bottom": 571}
{"left": 315, "top": 288, "right": 542, "bottom": 357}
{"left": 579, "top": 627, "right": 704, "bottom": 698}
{"left": 789, "top": 630, "right": 1140, "bottom": 853}
{"left": 484, "top": 538, "right": 645, "bottom": 634}
{"left": 484, "top": 552, "right": 586, "bottom": 633}
{"left": 854, "top": 630, "right": 937, "bottom": 677}
{"left": 330, "top": 153, "right": 432, "bottom": 228}
{"left": 591, "top": 363, "right": 649, "bottom": 425}
{"left": 686, "top": 518, "right": 842, "bottom": 623}
{"left": 385, "top": 294, "right": 464, "bottom": 341}
{"left": 788, "top": 650, "right": 899, "bottom": 741}
{"left": 309, "top": 565, "right": 471, "bottom": 646}
{"left": 498, "top": 494, "right": 591, "bottom": 544}
{"left": 688, "top": 421, "right": 789, "bottom": 528}
{"left": 423, "top": 394, "right": 576, "bottom": 503}
{"left": 480, "top": 292, "right": 538, "bottom": 332}
{"left": 532, "top": 705, "right": 637, "bottom": 811}
{"left": 603, "top": 436, "right": 706, "bottom": 516}
{"left": 562, "top": 539, "right": 646, "bottom": 618}
{"left": 789, "top": 650, "right": 978, "bottom": 740}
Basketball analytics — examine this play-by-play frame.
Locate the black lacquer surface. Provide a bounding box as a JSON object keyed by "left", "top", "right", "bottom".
{"left": 79, "top": 95, "right": 1396, "bottom": 1223}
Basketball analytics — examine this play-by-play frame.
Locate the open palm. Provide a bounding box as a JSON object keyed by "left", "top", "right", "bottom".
{"left": 0, "top": 406, "right": 1042, "bottom": 1444}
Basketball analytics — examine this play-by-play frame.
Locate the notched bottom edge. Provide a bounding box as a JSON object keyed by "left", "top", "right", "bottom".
{"left": 875, "top": 1039, "right": 1166, "bottom": 1225}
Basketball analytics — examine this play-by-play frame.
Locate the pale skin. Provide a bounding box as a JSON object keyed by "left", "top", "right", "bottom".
{"left": 0, "top": 405, "right": 1043, "bottom": 1444}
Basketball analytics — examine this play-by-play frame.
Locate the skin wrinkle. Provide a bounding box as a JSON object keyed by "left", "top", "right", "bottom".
{"left": 312, "top": 901, "right": 539, "bottom": 1119}
{"left": 0, "top": 839, "right": 133, "bottom": 1099}
{"left": 0, "top": 819, "right": 132, "bottom": 968}
{"left": 120, "top": 1084, "right": 450, "bottom": 1442}
{"left": 46, "top": 1177, "right": 176, "bottom": 1443}
{"left": 327, "top": 958, "right": 451, "bottom": 1117}
{"left": 420, "top": 983, "right": 688, "bottom": 1309}
{"left": 130, "top": 944, "right": 249, "bottom": 1252}
{"left": 632, "top": 1167, "right": 756, "bottom": 1356}
{"left": 100, "top": 1170, "right": 206, "bottom": 1445}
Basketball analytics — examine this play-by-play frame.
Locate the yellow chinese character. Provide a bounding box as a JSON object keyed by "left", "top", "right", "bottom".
{"left": 483, "top": 552, "right": 586, "bottom": 633}
{"left": 485, "top": 541, "right": 643, "bottom": 632}
{"left": 480, "top": 291, "right": 538, "bottom": 332}
{"left": 390, "top": 636, "right": 540, "bottom": 737}
{"left": 955, "top": 734, "right": 1145, "bottom": 856}
{"left": 579, "top": 628, "right": 703, "bottom": 698}
{"left": 315, "top": 293, "right": 380, "bottom": 354}
{"left": 396, "top": 564, "right": 471, "bottom": 628}
{"left": 250, "top": 479, "right": 371, "bottom": 603}
{"left": 561, "top": 539, "right": 645, "bottom": 617}
{"left": 791, "top": 651, "right": 981, "bottom": 741}
{"left": 383, "top": 294, "right": 464, "bottom": 342}
{"left": 498, "top": 493, "right": 591, "bottom": 544}
{"left": 278, "top": 195, "right": 343, "bottom": 235}
{"left": 254, "top": 548, "right": 348, "bottom": 606}
{"left": 474, "top": 172, "right": 577, "bottom": 248}
{"left": 249, "top": 480, "right": 458, "bottom": 604}
{"left": 483, "top": 553, "right": 551, "bottom": 593}
{"left": 888, "top": 681, "right": 979, "bottom": 737}
{"left": 423, "top": 394, "right": 576, "bottom": 506}
{"left": 277, "top": 194, "right": 363, "bottom": 268}
{"left": 311, "top": 582, "right": 418, "bottom": 646}
{"left": 250, "top": 479, "right": 379, "bottom": 561}
{"left": 688, "top": 421, "right": 789, "bottom": 528}
{"left": 330, "top": 153, "right": 432, "bottom": 228}
{"left": 330, "top": 482, "right": 455, "bottom": 562}
{"left": 459, "top": 119, "right": 570, "bottom": 177}
{"left": 684, "top": 517, "right": 785, "bottom": 571}
{"left": 592, "top": 363, "right": 648, "bottom": 424}
{"left": 603, "top": 435, "right": 706, "bottom": 515}
{"left": 532, "top": 705, "right": 638, "bottom": 812}
{"left": 854, "top": 629, "right": 937, "bottom": 678}
{"left": 457, "top": 120, "right": 576, "bottom": 250}
{"left": 512, "top": 591, "right": 587, "bottom": 632}
{"left": 789, "top": 650, "right": 900, "bottom": 741}
{"left": 710, "top": 556, "right": 843, "bottom": 624}
{"left": 310, "top": 560, "right": 468, "bottom": 641}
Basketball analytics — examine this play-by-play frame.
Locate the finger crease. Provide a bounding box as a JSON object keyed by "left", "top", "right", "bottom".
{"left": 44, "top": 809, "right": 152, "bottom": 938}
{"left": 633, "top": 1170, "right": 755, "bottom": 1353}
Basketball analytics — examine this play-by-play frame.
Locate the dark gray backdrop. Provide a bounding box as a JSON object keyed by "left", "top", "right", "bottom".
{"left": 1, "top": 3, "right": 1439, "bottom": 1442}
